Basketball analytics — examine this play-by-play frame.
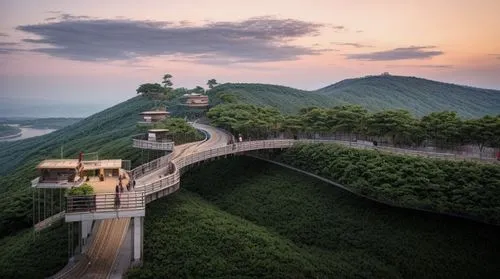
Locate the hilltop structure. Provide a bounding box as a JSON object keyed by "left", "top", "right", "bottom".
{"left": 138, "top": 109, "right": 170, "bottom": 124}
{"left": 183, "top": 93, "right": 209, "bottom": 108}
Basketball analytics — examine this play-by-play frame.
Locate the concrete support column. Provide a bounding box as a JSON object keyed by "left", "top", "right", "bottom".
{"left": 133, "top": 216, "right": 143, "bottom": 262}
{"left": 80, "top": 220, "right": 93, "bottom": 252}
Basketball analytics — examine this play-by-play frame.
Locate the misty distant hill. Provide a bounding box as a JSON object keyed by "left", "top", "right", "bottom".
{"left": 209, "top": 75, "right": 500, "bottom": 117}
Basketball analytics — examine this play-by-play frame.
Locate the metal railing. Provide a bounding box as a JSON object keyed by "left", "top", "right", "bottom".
{"left": 129, "top": 153, "right": 173, "bottom": 180}
{"left": 138, "top": 163, "right": 180, "bottom": 195}
{"left": 138, "top": 138, "right": 498, "bottom": 199}
{"left": 292, "top": 139, "right": 499, "bottom": 163}
{"left": 32, "top": 176, "right": 86, "bottom": 188}
{"left": 132, "top": 139, "right": 174, "bottom": 151}
{"left": 65, "top": 138, "right": 499, "bottom": 213}
{"left": 66, "top": 192, "right": 145, "bottom": 213}
{"left": 138, "top": 140, "right": 298, "bottom": 197}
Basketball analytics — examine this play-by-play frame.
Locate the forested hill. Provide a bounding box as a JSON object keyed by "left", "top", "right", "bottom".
{"left": 208, "top": 83, "right": 341, "bottom": 114}
{"left": 0, "top": 96, "right": 154, "bottom": 178}
{"left": 208, "top": 76, "right": 500, "bottom": 117}
{"left": 316, "top": 75, "right": 500, "bottom": 118}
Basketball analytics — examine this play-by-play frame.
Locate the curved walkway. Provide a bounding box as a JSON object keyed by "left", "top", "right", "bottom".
{"left": 60, "top": 124, "right": 498, "bottom": 278}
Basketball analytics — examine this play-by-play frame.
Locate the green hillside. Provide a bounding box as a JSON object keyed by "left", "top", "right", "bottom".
{"left": 316, "top": 75, "right": 500, "bottom": 118}
{"left": 0, "top": 95, "right": 203, "bottom": 237}
{"left": 208, "top": 83, "right": 341, "bottom": 114}
{"left": 207, "top": 76, "right": 500, "bottom": 117}
{"left": 128, "top": 157, "right": 500, "bottom": 278}
{"left": 0, "top": 74, "right": 498, "bottom": 277}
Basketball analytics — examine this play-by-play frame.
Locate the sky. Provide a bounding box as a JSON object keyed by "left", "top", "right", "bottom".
{"left": 0, "top": 0, "right": 500, "bottom": 109}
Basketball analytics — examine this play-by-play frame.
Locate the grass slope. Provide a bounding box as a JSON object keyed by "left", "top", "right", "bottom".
{"left": 131, "top": 157, "right": 500, "bottom": 278}
{"left": 316, "top": 75, "right": 500, "bottom": 118}
{"left": 207, "top": 76, "right": 500, "bottom": 117}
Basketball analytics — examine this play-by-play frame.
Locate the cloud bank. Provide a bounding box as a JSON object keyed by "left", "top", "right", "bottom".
{"left": 347, "top": 46, "right": 443, "bottom": 61}
{"left": 331, "top": 42, "right": 372, "bottom": 48}
{"left": 16, "top": 15, "right": 331, "bottom": 64}
{"left": 386, "top": 64, "right": 453, "bottom": 69}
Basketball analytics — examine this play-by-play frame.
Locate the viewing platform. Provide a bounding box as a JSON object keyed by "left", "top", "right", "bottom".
{"left": 32, "top": 159, "right": 85, "bottom": 188}
{"left": 182, "top": 93, "right": 209, "bottom": 108}
{"left": 137, "top": 110, "right": 170, "bottom": 125}
{"left": 32, "top": 156, "right": 144, "bottom": 223}
{"left": 65, "top": 192, "right": 145, "bottom": 222}
{"left": 132, "top": 129, "right": 174, "bottom": 151}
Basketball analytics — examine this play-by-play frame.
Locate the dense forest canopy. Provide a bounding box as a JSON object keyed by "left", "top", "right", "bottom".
{"left": 146, "top": 117, "right": 204, "bottom": 144}
{"left": 207, "top": 103, "right": 500, "bottom": 150}
{"left": 274, "top": 143, "right": 500, "bottom": 224}
{"left": 127, "top": 158, "right": 500, "bottom": 278}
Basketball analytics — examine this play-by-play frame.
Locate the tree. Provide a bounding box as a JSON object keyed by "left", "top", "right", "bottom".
{"left": 462, "top": 115, "right": 500, "bottom": 155}
{"left": 367, "top": 110, "right": 415, "bottom": 145}
{"left": 136, "top": 83, "right": 164, "bottom": 96}
{"left": 192, "top": 86, "right": 205, "bottom": 94}
{"left": 162, "top": 74, "right": 173, "bottom": 88}
{"left": 207, "top": 79, "right": 218, "bottom": 89}
{"left": 207, "top": 104, "right": 282, "bottom": 139}
{"left": 328, "top": 105, "right": 368, "bottom": 142}
{"left": 420, "top": 111, "right": 462, "bottom": 149}
{"left": 282, "top": 115, "right": 303, "bottom": 136}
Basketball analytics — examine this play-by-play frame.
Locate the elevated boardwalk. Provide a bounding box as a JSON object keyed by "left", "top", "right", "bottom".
{"left": 49, "top": 124, "right": 498, "bottom": 278}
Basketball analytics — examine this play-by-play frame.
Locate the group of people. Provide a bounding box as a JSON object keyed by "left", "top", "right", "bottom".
{"left": 227, "top": 134, "right": 244, "bottom": 150}
{"left": 114, "top": 173, "right": 136, "bottom": 208}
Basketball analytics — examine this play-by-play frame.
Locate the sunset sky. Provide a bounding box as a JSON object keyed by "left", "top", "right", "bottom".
{"left": 1, "top": 0, "right": 499, "bottom": 106}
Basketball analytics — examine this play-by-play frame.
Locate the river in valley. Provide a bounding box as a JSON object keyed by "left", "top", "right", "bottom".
{"left": 0, "top": 125, "right": 56, "bottom": 142}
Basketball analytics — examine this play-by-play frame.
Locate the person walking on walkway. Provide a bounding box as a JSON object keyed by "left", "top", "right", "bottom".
{"left": 115, "top": 184, "right": 120, "bottom": 208}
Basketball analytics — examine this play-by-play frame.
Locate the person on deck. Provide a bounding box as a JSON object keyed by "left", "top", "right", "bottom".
{"left": 115, "top": 184, "right": 120, "bottom": 208}
{"left": 119, "top": 180, "right": 124, "bottom": 193}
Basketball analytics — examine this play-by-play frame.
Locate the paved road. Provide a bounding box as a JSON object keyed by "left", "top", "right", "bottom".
{"left": 134, "top": 123, "right": 231, "bottom": 187}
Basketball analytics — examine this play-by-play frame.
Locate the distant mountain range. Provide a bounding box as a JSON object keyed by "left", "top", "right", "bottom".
{"left": 209, "top": 75, "right": 500, "bottom": 117}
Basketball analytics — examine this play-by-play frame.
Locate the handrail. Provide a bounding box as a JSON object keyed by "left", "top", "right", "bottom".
{"left": 138, "top": 138, "right": 498, "bottom": 199}
{"left": 129, "top": 153, "right": 174, "bottom": 180}
{"left": 138, "top": 140, "right": 298, "bottom": 196}
{"left": 132, "top": 139, "right": 174, "bottom": 151}
{"left": 66, "top": 137, "right": 498, "bottom": 214}
{"left": 66, "top": 192, "right": 145, "bottom": 213}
